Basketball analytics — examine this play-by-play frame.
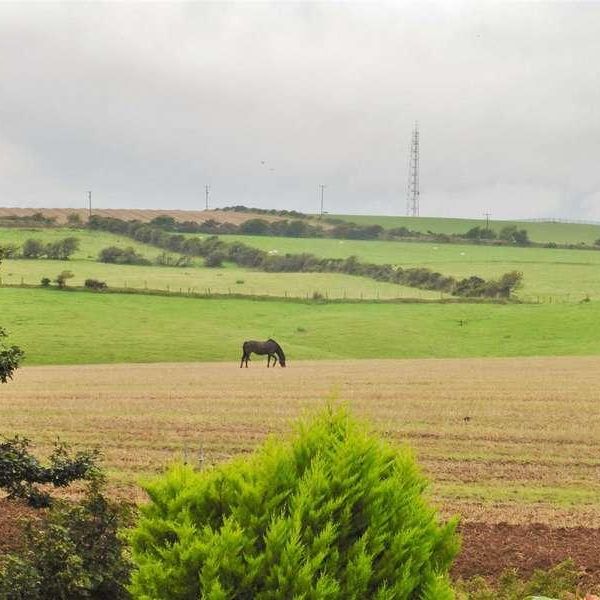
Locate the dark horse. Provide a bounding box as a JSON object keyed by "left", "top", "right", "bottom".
{"left": 240, "top": 339, "right": 286, "bottom": 368}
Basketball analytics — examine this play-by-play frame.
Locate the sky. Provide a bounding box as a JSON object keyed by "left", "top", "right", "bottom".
{"left": 1, "top": 1, "right": 599, "bottom": 220}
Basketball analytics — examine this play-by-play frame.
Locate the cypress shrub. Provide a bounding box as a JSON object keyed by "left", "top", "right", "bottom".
{"left": 129, "top": 409, "right": 459, "bottom": 599}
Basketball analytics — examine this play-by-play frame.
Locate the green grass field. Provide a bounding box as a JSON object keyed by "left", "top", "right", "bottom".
{"left": 2, "top": 287, "right": 599, "bottom": 365}
{"left": 221, "top": 234, "right": 600, "bottom": 300}
{"left": 0, "top": 227, "right": 438, "bottom": 300}
{"left": 329, "top": 214, "right": 600, "bottom": 245}
{"left": 4, "top": 225, "right": 600, "bottom": 301}
{"left": 0, "top": 226, "right": 162, "bottom": 260}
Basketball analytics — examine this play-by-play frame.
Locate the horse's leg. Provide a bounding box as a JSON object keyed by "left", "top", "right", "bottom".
{"left": 267, "top": 354, "right": 271, "bottom": 368}
{"left": 240, "top": 351, "right": 246, "bottom": 368}
{"left": 271, "top": 354, "right": 278, "bottom": 367}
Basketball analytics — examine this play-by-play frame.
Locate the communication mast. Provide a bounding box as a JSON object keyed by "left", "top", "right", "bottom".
{"left": 406, "top": 123, "right": 420, "bottom": 217}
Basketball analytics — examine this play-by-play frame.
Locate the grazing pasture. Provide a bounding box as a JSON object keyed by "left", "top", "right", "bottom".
{"left": 2, "top": 357, "right": 599, "bottom": 527}
{"left": 329, "top": 214, "right": 600, "bottom": 245}
{"left": 2, "top": 287, "right": 600, "bottom": 365}
{"left": 220, "top": 233, "right": 600, "bottom": 300}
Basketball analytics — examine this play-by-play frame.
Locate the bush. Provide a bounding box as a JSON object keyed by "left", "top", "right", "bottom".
{"left": 0, "top": 436, "right": 99, "bottom": 507}
{"left": 54, "top": 270, "right": 74, "bottom": 289}
{"left": 204, "top": 251, "right": 225, "bottom": 268}
{"left": 0, "top": 482, "right": 133, "bottom": 599}
{"left": 22, "top": 239, "right": 46, "bottom": 259}
{"left": 84, "top": 278, "right": 107, "bottom": 291}
{"left": 98, "top": 246, "right": 150, "bottom": 266}
{"left": 40, "top": 277, "right": 51, "bottom": 287}
{"left": 0, "top": 328, "right": 24, "bottom": 384}
{"left": 129, "top": 408, "right": 459, "bottom": 599}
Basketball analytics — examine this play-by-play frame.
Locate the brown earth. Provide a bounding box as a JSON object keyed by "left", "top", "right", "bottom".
{"left": 454, "top": 522, "right": 600, "bottom": 588}
{"left": 0, "top": 207, "right": 292, "bottom": 225}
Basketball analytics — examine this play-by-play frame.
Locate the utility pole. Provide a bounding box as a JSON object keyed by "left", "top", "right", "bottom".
{"left": 205, "top": 185, "right": 210, "bottom": 211}
{"left": 319, "top": 184, "right": 326, "bottom": 218}
{"left": 484, "top": 211, "right": 491, "bottom": 230}
{"left": 87, "top": 191, "right": 92, "bottom": 218}
{"left": 406, "top": 122, "right": 420, "bottom": 217}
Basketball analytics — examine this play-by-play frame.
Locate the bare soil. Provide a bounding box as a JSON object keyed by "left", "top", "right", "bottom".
{"left": 454, "top": 522, "right": 600, "bottom": 588}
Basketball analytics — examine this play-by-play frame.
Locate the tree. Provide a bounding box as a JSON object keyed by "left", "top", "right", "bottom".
{"left": 45, "top": 237, "right": 80, "bottom": 260}
{"left": 54, "top": 270, "right": 74, "bottom": 288}
{"left": 22, "top": 238, "right": 46, "bottom": 259}
{"left": 129, "top": 408, "right": 459, "bottom": 599}
{"left": 0, "top": 328, "right": 24, "bottom": 384}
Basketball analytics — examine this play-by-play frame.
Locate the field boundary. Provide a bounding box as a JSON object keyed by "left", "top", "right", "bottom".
{"left": 0, "top": 282, "right": 514, "bottom": 305}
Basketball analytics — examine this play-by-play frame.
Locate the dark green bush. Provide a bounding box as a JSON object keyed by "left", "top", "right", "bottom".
{"left": 84, "top": 279, "right": 108, "bottom": 291}
{"left": 0, "top": 436, "right": 99, "bottom": 507}
{"left": 129, "top": 408, "right": 459, "bottom": 599}
{"left": 204, "top": 252, "right": 225, "bottom": 268}
{"left": 0, "top": 482, "right": 133, "bottom": 600}
{"left": 0, "top": 328, "right": 24, "bottom": 384}
{"left": 98, "top": 246, "right": 151, "bottom": 266}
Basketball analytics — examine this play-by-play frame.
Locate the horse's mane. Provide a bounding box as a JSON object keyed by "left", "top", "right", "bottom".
{"left": 268, "top": 338, "right": 285, "bottom": 360}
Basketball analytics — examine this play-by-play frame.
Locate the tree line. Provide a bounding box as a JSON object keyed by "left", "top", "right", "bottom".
{"left": 88, "top": 216, "right": 523, "bottom": 298}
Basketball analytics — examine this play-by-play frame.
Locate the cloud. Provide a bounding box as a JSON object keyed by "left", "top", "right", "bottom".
{"left": 0, "top": 1, "right": 599, "bottom": 219}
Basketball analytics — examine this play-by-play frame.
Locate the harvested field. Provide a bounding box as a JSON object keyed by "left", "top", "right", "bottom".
{"left": 0, "top": 207, "right": 288, "bottom": 226}
{"left": 2, "top": 356, "right": 599, "bottom": 528}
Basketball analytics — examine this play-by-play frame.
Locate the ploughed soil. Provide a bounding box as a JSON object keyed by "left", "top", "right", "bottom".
{"left": 1, "top": 500, "right": 599, "bottom": 588}
{"left": 454, "top": 522, "right": 600, "bottom": 587}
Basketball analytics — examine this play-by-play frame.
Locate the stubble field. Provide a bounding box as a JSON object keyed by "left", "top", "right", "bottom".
{"left": 2, "top": 356, "right": 599, "bottom": 528}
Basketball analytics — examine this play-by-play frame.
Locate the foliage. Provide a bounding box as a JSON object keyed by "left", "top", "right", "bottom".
{"left": 84, "top": 278, "right": 107, "bottom": 291}
{"left": 40, "top": 277, "right": 51, "bottom": 287}
{"left": 154, "top": 252, "right": 193, "bottom": 268}
{"left": 98, "top": 246, "right": 151, "bottom": 266}
{"left": 22, "top": 237, "right": 80, "bottom": 260}
{"left": 129, "top": 408, "right": 459, "bottom": 599}
{"left": 455, "top": 560, "right": 582, "bottom": 600}
{"left": 0, "top": 436, "right": 100, "bottom": 507}
{"left": 499, "top": 225, "right": 530, "bottom": 245}
{"left": 87, "top": 216, "right": 521, "bottom": 298}
{"left": 204, "top": 251, "right": 226, "bottom": 268}
{"left": 55, "top": 270, "right": 74, "bottom": 288}
{"left": 0, "top": 482, "right": 133, "bottom": 600}
{"left": 0, "top": 327, "right": 24, "bottom": 383}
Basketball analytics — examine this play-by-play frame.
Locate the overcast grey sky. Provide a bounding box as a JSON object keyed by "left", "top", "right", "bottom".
{"left": 1, "top": 1, "right": 599, "bottom": 219}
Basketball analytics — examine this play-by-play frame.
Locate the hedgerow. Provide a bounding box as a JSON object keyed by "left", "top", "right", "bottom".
{"left": 129, "top": 408, "right": 459, "bottom": 599}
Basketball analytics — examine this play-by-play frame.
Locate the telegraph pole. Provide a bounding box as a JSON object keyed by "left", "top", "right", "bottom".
{"left": 319, "top": 184, "right": 326, "bottom": 218}
{"left": 87, "top": 191, "right": 92, "bottom": 218}
{"left": 484, "top": 211, "right": 491, "bottom": 230}
{"left": 205, "top": 185, "right": 210, "bottom": 210}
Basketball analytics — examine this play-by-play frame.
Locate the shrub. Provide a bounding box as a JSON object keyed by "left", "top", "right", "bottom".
{"left": 0, "top": 482, "right": 133, "bottom": 599}
{"left": 84, "top": 278, "right": 107, "bottom": 291}
{"left": 129, "top": 408, "right": 459, "bottom": 599}
{"left": 22, "top": 239, "right": 45, "bottom": 259}
{"left": 54, "top": 270, "right": 74, "bottom": 289}
{"left": 0, "top": 436, "right": 99, "bottom": 507}
{"left": 40, "top": 277, "right": 51, "bottom": 287}
{"left": 204, "top": 251, "right": 225, "bottom": 268}
{"left": 98, "top": 246, "right": 151, "bottom": 266}
{"left": 0, "top": 328, "right": 24, "bottom": 384}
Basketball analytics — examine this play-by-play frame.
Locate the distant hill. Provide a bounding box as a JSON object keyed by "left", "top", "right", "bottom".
{"left": 329, "top": 214, "right": 600, "bottom": 245}
{"left": 0, "top": 207, "right": 288, "bottom": 226}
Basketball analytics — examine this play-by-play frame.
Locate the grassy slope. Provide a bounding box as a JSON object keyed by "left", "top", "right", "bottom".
{"left": 2, "top": 287, "right": 599, "bottom": 365}
{"left": 0, "top": 227, "right": 436, "bottom": 300}
{"left": 221, "top": 234, "right": 600, "bottom": 300}
{"left": 328, "top": 214, "right": 600, "bottom": 245}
